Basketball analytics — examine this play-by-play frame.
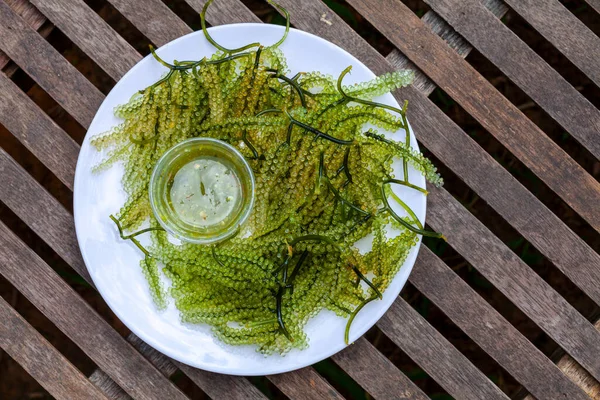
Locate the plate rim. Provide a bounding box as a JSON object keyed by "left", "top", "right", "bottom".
{"left": 73, "top": 23, "right": 426, "bottom": 376}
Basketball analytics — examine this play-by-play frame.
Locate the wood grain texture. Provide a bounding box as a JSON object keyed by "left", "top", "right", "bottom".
{"left": 0, "top": 73, "right": 79, "bottom": 189}
{"left": 411, "top": 247, "right": 590, "bottom": 399}
{"left": 0, "top": 1, "right": 103, "bottom": 127}
{"left": 387, "top": 0, "right": 508, "bottom": 95}
{"left": 267, "top": 367, "right": 345, "bottom": 400}
{"left": 525, "top": 319, "right": 600, "bottom": 399}
{"left": 0, "top": 0, "right": 47, "bottom": 72}
{"left": 107, "top": 0, "right": 192, "bottom": 47}
{"left": 331, "top": 338, "right": 429, "bottom": 400}
{"left": 502, "top": 0, "right": 600, "bottom": 88}
{"left": 0, "top": 219, "right": 189, "bottom": 400}
{"left": 388, "top": 2, "right": 600, "bottom": 310}
{"left": 0, "top": 296, "right": 109, "bottom": 400}
{"left": 424, "top": 0, "right": 600, "bottom": 159}
{"left": 183, "top": 0, "right": 261, "bottom": 24}
{"left": 345, "top": 0, "right": 600, "bottom": 231}
{"left": 427, "top": 186, "right": 600, "bottom": 382}
{"left": 387, "top": 51, "right": 600, "bottom": 313}
{"left": 176, "top": 362, "right": 267, "bottom": 400}
{"left": 378, "top": 299, "right": 508, "bottom": 400}
{"left": 0, "top": 148, "right": 90, "bottom": 283}
{"left": 29, "top": 0, "right": 140, "bottom": 81}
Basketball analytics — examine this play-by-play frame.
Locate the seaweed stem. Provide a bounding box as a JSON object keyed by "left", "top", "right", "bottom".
{"left": 380, "top": 185, "right": 445, "bottom": 239}
{"left": 201, "top": 0, "right": 260, "bottom": 54}
{"left": 267, "top": 0, "right": 290, "bottom": 49}
{"left": 351, "top": 265, "right": 382, "bottom": 299}
{"left": 345, "top": 294, "right": 379, "bottom": 344}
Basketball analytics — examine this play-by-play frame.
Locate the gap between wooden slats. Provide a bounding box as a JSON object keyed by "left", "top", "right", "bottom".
{"left": 0, "top": 296, "right": 109, "bottom": 400}
{"left": 0, "top": 215, "right": 188, "bottom": 400}
{"left": 502, "top": 0, "right": 600, "bottom": 88}
{"left": 184, "top": 0, "right": 261, "bottom": 24}
{"left": 0, "top": 1, "right": 103, "bottom": 128}
{"left": 583, "top": 0, "right": 600, "bottom": 16}
{"left": 423, "top": 0, "right": 600, "bottom": 160}
{"left": 0, "top": 0, "right": 596, "bottom": 396}
{"left": 345, "top": 0, "right": 600, "bottom": 232}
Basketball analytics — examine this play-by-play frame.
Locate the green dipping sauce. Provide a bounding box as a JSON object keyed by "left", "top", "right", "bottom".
{"left": 149, "top": 138, "right": 255, "bottom": 244}
{"left": 169, "top": 158, "right": 241, "bottom": 227}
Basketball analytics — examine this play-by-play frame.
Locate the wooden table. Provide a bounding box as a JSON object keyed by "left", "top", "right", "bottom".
{"left": 1, "top": 0, "right": 599, "bottom": 398}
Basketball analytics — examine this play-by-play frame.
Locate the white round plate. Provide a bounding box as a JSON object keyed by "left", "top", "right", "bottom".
{"left": 74, "top": 24, "right": 425, "bottom": 376}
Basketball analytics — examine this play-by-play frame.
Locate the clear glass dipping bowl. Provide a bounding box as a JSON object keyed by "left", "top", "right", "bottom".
{"left": 149, "top": 138, "right": 255, "bottom": 244}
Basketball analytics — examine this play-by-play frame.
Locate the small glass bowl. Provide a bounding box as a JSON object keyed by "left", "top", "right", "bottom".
{"left": 149, "top": 138, "right": 255, "bottom": 244}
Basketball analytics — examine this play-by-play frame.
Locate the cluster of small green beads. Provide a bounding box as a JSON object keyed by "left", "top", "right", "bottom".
{"left": 298, "top": 72, "right": 337, "bottom": 94}
{"left": 362, "top": 130, "right": 444, "bottom": 186}
{"left": 94, "top": 47, "right": 444, "bottom": 353}
{"left": 141, "top": 255, "right": 167, "bottom": 310}
{"left": 345, "top": 69, "right": 415, "bottom": 98}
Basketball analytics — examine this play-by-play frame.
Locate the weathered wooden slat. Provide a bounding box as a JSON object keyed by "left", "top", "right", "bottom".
{"left": 423, "top": 0, "right": 600, "bottom": 159}
{"left": 387, "top": 1, "right": 508, "bottom": 95}
{"left": 273, "top": 0, "right": 600, "bottom": 376}
{"left": 28, "top": 0, "right": 140, "bottom": 81}
{"left": 412, "top": 247, "right": 591, "bottom": 400}
{"left": 0, "top": 0, "right": 47, "bottom": 74}
{"left": 183, "top": 0, "right": 261, "bottom": 24}
{"left": 176, "top": 363, "right": 267, "bottom": 400}
{"left": 503, "top": 0, "right": 600, "bottom": 88}
{"left": 524, "top": 320, "right": 600, "bottom": 399}
{"left": 268, "top": 368, "right": 345, "bottom": 400}
{"left": 428, "top": 186, "right": 600, "bottom": 381}
{"left": 0, "top": 296, "right": 109, "bottom": 400}
{"left": 345, "top": 0, "right": 600, "bottom": 231}
{"left": 0, "top": 73, "right": 79, "bottom": 189}
{"left": 0, "top": 145, "right": 89, "bottom": 283}
{"left": 331, "top": 338, "right": 429, "bottom": 400}
{"left": 0, "top": 1, "right": 103, "bottom": 128}
{"left": 378, "top": 299, "right": 508, "bottom": 400}
{"left": 106, "top": 0, "right": 192, "bottom": 47}
{"left": 384, "top": 10, "right": 600, "bottom": 314}
{"left": 0, "top": 217, "right": 189, "bottom": 400}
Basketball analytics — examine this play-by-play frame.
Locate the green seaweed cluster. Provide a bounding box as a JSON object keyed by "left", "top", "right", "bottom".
{"left": 93, "top": 0, "right": 443, "bottom": 354}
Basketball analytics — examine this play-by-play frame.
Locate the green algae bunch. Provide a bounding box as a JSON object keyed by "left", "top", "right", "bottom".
{"left": 92, "top": 0, "right": 443, "bottom": 353}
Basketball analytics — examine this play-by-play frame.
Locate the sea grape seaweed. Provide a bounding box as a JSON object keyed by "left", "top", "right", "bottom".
{"left": 94, "top": 1, "right": 443, "bottom": 353}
